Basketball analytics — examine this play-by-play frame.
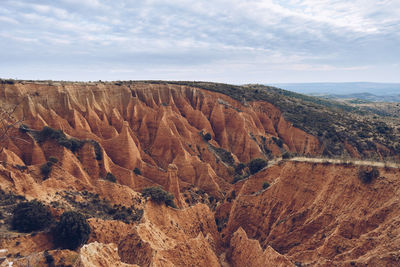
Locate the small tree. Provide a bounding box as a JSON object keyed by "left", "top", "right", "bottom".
{"left": 53, "top": 211, "right": 91, "bottom": 250}
{"left": 41, "top": 162, "right": 53, "bottom": 179}
{"left": 282, "top": 151, "right": 291, "bottom": 159}
{"left": 234, "top": 162, "right": 246, "bottom": 174}
{"left": 104, "top": 172, "right": 117, "bottom": 183}
{"left": 203, "top": 132, "right": 212, "bottom": 141}
{"left": 142, "top": 186, "right": 176, "bottom": 208}
{"left": 48, "top": 156, "right": 58, "bottom": 164}
{"left": 358, "top": 167, "right": 379, "bottom": 184}
{"left": 262, "top": 182, "right": 270, "bottom": 190}
{"left": 133, "top": 168, "right": 142, "bottom": 175}
{"left": 248, "top": 158, "right": 268, "bottom": 175}
{"left": 11, "top": 200, "right": 53, "bottom": 232}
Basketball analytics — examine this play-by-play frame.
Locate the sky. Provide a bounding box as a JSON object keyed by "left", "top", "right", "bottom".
{"left": 0, "top": 0, "right": 399, "bottom": 83}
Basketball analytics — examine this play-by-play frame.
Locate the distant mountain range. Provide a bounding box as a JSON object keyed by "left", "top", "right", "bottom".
{"left": 269, "top": 82, "right": 400, "bottom": 102}
{"left": 315, "top": 92, "right": 400, "bottom": 103}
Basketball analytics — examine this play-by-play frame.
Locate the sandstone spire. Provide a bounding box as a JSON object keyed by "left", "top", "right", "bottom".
{"left": 167, "top": 163, "right": 184, "bottom": 208}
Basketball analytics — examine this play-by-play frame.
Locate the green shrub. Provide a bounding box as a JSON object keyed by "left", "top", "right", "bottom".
{"left": 262, "top": 182, "right": 270, "bottom": 190}
{"left": 272, "top": 137, "right": 283, "bottom": 148}
{"left": 133, "top": 168, "right": 142, "bottom": 175}
{"left": 234, "top": 163, "right": 246, "bottom": 174}
{"left": 53, "top": 211, "right": 91, "bottom": 250}
{"left": 358, "top": 167, "right": 379, "bottom": 184}
{"left": 11, "top": 200, "right": 53, "bottom": 232}
{"left": 248, "top": 158, "right": 268, "bottom": 175}
{"left": 203, "top": 132, "right": 212, "bottom": 141}
{"left": 104, "top": 172, "right": 116, "bottom": 183}
{"left": 142, "top": 187, "right": 176, "bottom": 208}
{"left": 41, "top": 162, "right": 53, "bottom": 179}
{"left": 35, "top": 126, "right": 84, "bottom": 152}
{"left": 48, "top": 156, "right": 58, "bottom": 164}
{"left": 282, "top": 151, "right": 291, "bottom": 159}
{"left": 214, "top": 147, "right": 235, "bottom": 165}
{"left": 90, "top": 140, "right": 103, "bottom": 160}
{"left": 232, "top": 174, "right": 249, "bottom": 184}
{"left": 19, "top": 124, "right": 29, "bottom": 133}
{"left": 69, "top": 138, "right": 84, "bottom": 152}
{"left": 44, "top": 250, "right": 54, "bottom": 266}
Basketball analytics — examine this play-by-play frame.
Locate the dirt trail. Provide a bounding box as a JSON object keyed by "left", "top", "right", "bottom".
{"left": 288, "top": 156, "right": 400, "bottom": 168}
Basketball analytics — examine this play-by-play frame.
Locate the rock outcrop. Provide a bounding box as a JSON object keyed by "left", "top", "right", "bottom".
{"left": 0, "top": 81, "right": 321, "bottom": 199}
{"left": 166, "top": 164, "right": 184, "bottom": 208}
{"left": 76, "top": 242, "right": 138, "bottom": 267}
{"left": 228, "top": 227, "right": 294, "bottom": 267}
{"left": 1, "top": 81, "right": 399, "bottom": 266}
{"left": 222, "top": 161, "right": 400, "bottom": 266}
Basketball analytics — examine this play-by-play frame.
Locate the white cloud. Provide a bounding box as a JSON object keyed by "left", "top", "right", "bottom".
{"left": 61, "top": 0, "right": 103, "bottom": 8}
{"left": 0, "top": 0, "right": 399, "bottom": 82}
{"left": 0, "top": 16, "right": 18, "bottom": 24}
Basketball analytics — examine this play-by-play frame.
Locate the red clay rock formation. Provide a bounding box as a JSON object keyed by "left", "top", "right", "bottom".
{"left": 166, "top": 164, "right": 185, "bottom": 208}
{"left": 223, "top": 161, "right": 400, "bottom": 266}
{"left": 1, "top": 81, "right": 399, "bottom": 266}
{"left": 76, "top": 242, "right": 138, "bottom": 267}
{"left": 228, "top": 227, "right": 294, "bottom": 267}
{"left": 0, "top": 81, "right": 322, "bottom": 198}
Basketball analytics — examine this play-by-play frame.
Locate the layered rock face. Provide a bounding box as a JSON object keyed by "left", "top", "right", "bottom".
{"left": 222, "top": 161, "right": 400, "bottom": 266}
{"left": 0, "top": 81, "right": 321, "bottom": 198}
{"left": 0, "top": 81, "right": 399, "bottom": 266}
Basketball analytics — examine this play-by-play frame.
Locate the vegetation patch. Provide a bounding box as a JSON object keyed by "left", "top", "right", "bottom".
{"left": 34, "top": 126, "right": 84, "bottom": 152}
{"left": 142, "top": 186, "right": 176, "bottom": 208}
{"left": 104, "top": 172, "right": 117, "bottom": 183}
{"left": 358, "top": 167, "right": 379, "bottom": 184}
{"left": 262, "top": 182, "right": 270, "bottom": 190}
{"left": 53, "top": 211, "right": 90, "bottom": 250}
{"left": 48, "top": 156, "right": 58, "bottom": 164}
{"left": 234, "top": 162, "right": 246, "bottom": 175}
{"left": 58, "top": 190, "right": 143, "bottom": 224}
{"left": 40, "top": 162, "right": 53, "bottom": 179}
{"left": 133, "top": 168, "right": 142, "bottom": 175}
{"left": 203, "top": 132, "right": 212, "bottom": 141}
{"left": 0, "top": 189, "right": 25, "bottom": 227}
{"left": 32, "top": 127, "right": 103, "bottom": 160}
{"left": 248, "top": 158, "right": 268, "bottom": 175}
{"left": 11, "top": 200, "right": 53, "bottom": 232}
{"left": 232, "top": 174, "right": 249, "bottom": 184}
{"left": 89, "top": 139, "right": 103, "bottom": 160}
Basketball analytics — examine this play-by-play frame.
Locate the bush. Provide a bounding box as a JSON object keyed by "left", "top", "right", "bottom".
{"left": 48, "top": 156, "right": 58, "bottom": 164}
{"left": 272, "top": 137, "right": 283, "bottom": 148}
{"left": 234, "top": 163, "right": 246, "bottom": 174}
{"left": 214, "top": 147, "right": 235, "bottom": 165}
{"left": 53, "top": 211, "right": 91, "bottom": 250}
{"left": 35, "top": 126, "right": 84, "bottom": 152}
{"left": 41, "top": 162, "right": 53, "bottom": 179}
{"left": 104, "top": 172, "right": 116, "bottom": 183}
{"left": 11, "top": 200, "right": 53, "bottom": 232}
{"left": 69, "top": 138, "right": 85, "bottom": 152}
{"left": 19, "top": 124, "right": 29, "bottom": 133}
{"left": 142, "top": 187, "right": 176, "bottom": 208}
{"left": 44, "top": 250, "right": 54, "bottom": 266}
{"left": 358, "top": 167, "right": 379, "bottom": 184}
{"left": 90, "top": 140, "right": 103, "bottom": 160}
{"left": 282, "top": 151, "right": 291, "bottom": 159}
{"left": 203, "top": 132, "right": 212, "bottom": 141}
{"left": 133, "top": 168, "right": 142, "bottom": 175}
{"left": 262, "top": 182, "right": 270, "bottom": 190}
{"left": 232, "top": 174, "right": 249, "bottom": 184}
{"left": 248, "top": 158, "right": 268, "bottom": 175}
